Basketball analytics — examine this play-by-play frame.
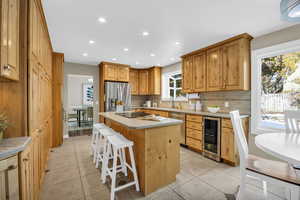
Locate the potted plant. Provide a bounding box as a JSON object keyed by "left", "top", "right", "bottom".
{"left": 0, "top": 112, "right": 8, "bottom": 141}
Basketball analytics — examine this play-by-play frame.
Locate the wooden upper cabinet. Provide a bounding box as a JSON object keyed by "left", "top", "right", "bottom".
{"left": 129, "top": 69, "right": 139, "bottom": 95}
{"left": 139, "top": 69, "right": 149, "bottom": 95}
{"left": 148, "top": 67, "right": 161, "bottom": 95}
{"left": 222, "top": 39, "right": 250, "bottom": 91}
{"left": 103, "top": 64, "right": 117, "bottom": 81}
{"left": 206, "top": 47, "right": 223, "bottom": 91}
{"left": 193, "top": 53, "right": 206, "bottom": 92}
{"left": 0, "top": 0, "right": 20, "bottom": 81}
{"left": 101, "top": 62, "right": 130, "bottom": 82}
{"left": 181, "top": 33, "right": 252, "bottom": 93}
{"left": 182, "top": 57, "right": 193, "bottom": 93}
{"left": 117, "top": 66, "right": 129, "bottom": 82}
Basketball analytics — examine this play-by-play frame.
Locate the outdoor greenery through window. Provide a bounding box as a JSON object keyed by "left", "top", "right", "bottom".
{"left": 168, "top": 73, "right": 186, "bottom": 100}
{"left": 261, "top": 51, "right": 300, "bottom": 124}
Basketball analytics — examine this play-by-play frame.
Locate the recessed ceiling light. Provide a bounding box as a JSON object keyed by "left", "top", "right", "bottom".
{"left": 112, "top": 58, "right": 117, "bottom": 61}
{"left": 142, "top": 31, "right": 149, "bottom": 36}
{"left": 150, "top": 53, "right": 155, "bottom": 57}
{"left": 83, "top": 53, "right": 88, "bottom": 57}
{"left": 98, "top": 17, "right": 107, "bottom": 23}
{"left": 123, "top": 48, "right": 129, "bottom": 52}
{"left": 175, "top": 41, "right": 180, "bottom": 45}
{"left": 89, "top": 40, "right": 95, "bottom": 44}
{"left": 170, "top": 57, "right": 175, "bottom": 61}
{"left": 157, "top": 63, "right": 161, "bottom": 66}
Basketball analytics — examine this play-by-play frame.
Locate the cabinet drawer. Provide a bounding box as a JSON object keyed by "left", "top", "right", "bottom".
{"left": 186, "top": 137, "right": 202, "bottom": 150}
{"left": 186, "top": 115, "right": 203, "bottom": 123}
{"left": 186, "top": 121, "right": 202, "bottom": 130}
{"left": 186, "top": 128, "right": 202, "bottom": 140}
{"left": 222, "top": 119, "right": 233, "bottom": 129}
{"left": 0, "top": 155, "right": 18, "bottom": 171}
{"left": 156, "top": 111, "right": 169, "bottom": 117}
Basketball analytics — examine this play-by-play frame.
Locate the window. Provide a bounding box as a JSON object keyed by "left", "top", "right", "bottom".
{"left": 162, "top": 72, "right": 187, "bottom": 101}
{"left": 251, "top": 39, "right": 300, "bottom": 133}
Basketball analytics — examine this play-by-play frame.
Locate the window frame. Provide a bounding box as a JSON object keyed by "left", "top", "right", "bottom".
{"left": 162, "top": 71, "right": 187, "bottom": 101}
{"left": 251, "top": 39, "right": 300, "bottom": 134}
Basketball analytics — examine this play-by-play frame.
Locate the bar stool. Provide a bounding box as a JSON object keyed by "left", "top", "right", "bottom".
{"left": 95, "top": 128, "right": 118, "bottom": 169}
{"left": 91, "top": 123, "right": 107, "bottom": 163}
{"left": 102, "top": 134, "right": 140, "bottom": 200}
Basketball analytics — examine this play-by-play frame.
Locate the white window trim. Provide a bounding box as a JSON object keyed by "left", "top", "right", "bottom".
{"left": 161, "top": 71, "right": 188, "bottom": 101}
{"left": 251, "top": 39, "right": 300, "bottom": 135}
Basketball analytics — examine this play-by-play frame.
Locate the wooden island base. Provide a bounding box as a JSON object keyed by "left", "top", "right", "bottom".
{"left": 105, "top": 119, "right": 181, "bottom": 195}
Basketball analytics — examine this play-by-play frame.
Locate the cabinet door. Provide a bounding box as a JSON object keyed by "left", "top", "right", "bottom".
{"left": 117, "top": 66, "right": 129, "bottom": 82}
{"left": 103, "top": 64, "right": 116, "bottom": 81}
{"left": 193, "top": 53, "right": 206, "bottom": 92}
{"left": 0, "top": 0, "right": 20, "bottom": 80}
{"left": 20, "top": 144, "right": 34, "bottom": 200}
{"left": 222, "top": 40, "right": 242, "bottom": 90}
{"left": 29, "top": 62, "right": 40, "bottom": 133}
{"left": 139, "top": 70, "right": 149, "bottom": 95}
{"left": 182, "top": 57, "right": 193, "bottom": 93}
{"left": 221, "top": 127, "right": 235, "bottom": 162}
{"left": 148, "top": 67, "right": 161, "bottom": 95}
{"left": 129, "top": 69, "right": 139, "bottom": 95}
{"left": 206, "top": 47, "right": 222, "bottom": 91}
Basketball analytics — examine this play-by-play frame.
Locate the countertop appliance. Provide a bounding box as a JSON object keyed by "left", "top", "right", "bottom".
{"left": 169, "top": 112, "right": 186, "bottom": 146}
{"left": 115, "top": 112, "right": 149, "bottom": 118}
{"left": 203, "top": 117, "right": 221, "bottom": 161}
{"left": 105, "top": 82, "right": 131, "bottom": 112}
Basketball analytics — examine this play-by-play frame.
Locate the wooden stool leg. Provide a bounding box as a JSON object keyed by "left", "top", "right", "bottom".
{"left": 129, "top": 146, "right": 140, "bottom": 192}
{"left": 111, "top": 146, "right": 118, "bottom": 200}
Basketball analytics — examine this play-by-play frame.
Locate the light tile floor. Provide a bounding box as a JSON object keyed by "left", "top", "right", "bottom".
{"left": 41, "top": 135, "right": 287, "bottom": 200}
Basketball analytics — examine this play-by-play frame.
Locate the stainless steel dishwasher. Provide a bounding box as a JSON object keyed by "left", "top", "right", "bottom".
{"left": 169, "top": 112, "right": 186, "bottom": 146}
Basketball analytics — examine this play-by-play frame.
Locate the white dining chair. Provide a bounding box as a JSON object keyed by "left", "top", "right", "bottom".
{"left": 285, "top": 110, "right": 300, "bottom": 134}
{"left": 230, "top": 110, "right": 300, "bottom": 200}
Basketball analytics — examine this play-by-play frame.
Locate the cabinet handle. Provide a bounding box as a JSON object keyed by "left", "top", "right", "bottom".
{"left": 23, "top": 158, "right": 29, "bottom": 162}
{"left": 3, "top": 64, "right": 12, "bottom": 70}
{"left": 7, "top": 165, "right": 17, "bottom": 170}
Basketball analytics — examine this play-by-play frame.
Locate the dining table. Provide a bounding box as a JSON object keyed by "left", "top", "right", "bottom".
{"left": 255, "top": 133, "right": 300, "bottom": 170}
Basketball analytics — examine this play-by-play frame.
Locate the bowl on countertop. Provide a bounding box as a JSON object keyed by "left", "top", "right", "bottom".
{"left": 207, "top": 107, "right": 220, "bottom": 113}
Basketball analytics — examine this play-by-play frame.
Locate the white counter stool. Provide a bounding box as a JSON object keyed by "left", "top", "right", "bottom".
{"left": 91, "top": 123, "right": 107, "bottom": 162}
{"left": 102, "top": 134, "right": 140, "bottom": 200}
{"left": 95, "top": 128, "right": 118, "bottom": 169}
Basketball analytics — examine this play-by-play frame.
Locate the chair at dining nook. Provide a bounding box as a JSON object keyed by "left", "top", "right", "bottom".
{"left": 285, "top": 110, "right": 300, "bottom": 134}
{"left": 230, "top": 110, "right": 300, "bottom": 200}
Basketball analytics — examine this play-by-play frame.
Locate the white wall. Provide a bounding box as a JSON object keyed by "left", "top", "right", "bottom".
{"left": 64, "top": 62, "right": 99, "bottom": 123}
{"left": 67, "top": 75, "right": 92, "bottom": 109}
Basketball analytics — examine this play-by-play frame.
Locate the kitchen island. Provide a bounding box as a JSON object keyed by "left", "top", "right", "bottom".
{"left": 99, "top": 112, "right": 183, "bottom": 195}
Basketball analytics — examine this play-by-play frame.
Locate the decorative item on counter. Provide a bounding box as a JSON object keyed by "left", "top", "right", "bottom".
{"left": 0, "top": 112, "right": 9, "bottom": 141}
{"left": 188, "top": 101, "right": 195, "bottom": 110}
{"left": 116, "top": 101, "right": 124, "bottom": 113}
{"left": 146, "top": 100, "right": 151, "bottom": 108}
{"left": 153, "top": 102, "right": 158, "bottom": 107}
{"left": 195, "top": 101, "right": 202, "bottom": 111}
{"left": 207, "top": 106, "right": 220, "bottom": 113}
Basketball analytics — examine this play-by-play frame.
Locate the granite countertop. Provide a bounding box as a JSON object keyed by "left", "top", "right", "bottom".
{"left": 0, "top": 137, "right": 31, "bottom": 160}
{"left": 99, "top": 112, "right": 183, "bottom": 129}
{"left": 132, "top": 106, "right": 250, "bottom": 119}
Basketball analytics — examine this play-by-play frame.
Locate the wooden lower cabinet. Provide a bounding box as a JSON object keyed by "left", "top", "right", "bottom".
{"left": 186, "top": 115, "right": 203, "bottom": 151}
{"left": 20, "top": 142, "right": 34, "bottom": 200}
{"left": 0, "top": 155, "right": 19, "bottom": 199}
{"left": 221, "top": 118, "right": 249, "bottom": 165}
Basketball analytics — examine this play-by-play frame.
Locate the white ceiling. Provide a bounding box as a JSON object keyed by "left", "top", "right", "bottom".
{"left": 42, "top": 0, "right": 297, "bottom": 68}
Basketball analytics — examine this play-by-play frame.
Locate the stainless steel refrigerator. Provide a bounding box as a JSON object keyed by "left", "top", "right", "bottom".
{"left": 104, "top": 82, "right": 131, "bottom": 112}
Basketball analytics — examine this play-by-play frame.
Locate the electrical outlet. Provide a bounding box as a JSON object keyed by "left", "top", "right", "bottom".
{"left": 225, "top": 101, "right": 229, "bottom": 108}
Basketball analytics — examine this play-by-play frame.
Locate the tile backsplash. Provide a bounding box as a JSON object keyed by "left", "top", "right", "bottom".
{"left": 133, "top": 91, "right": 251, "bottom": 115}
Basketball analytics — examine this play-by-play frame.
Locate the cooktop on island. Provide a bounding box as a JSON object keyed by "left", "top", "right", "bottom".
{"left": 116, "top": 112, "right": 149, "bottom": 118}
